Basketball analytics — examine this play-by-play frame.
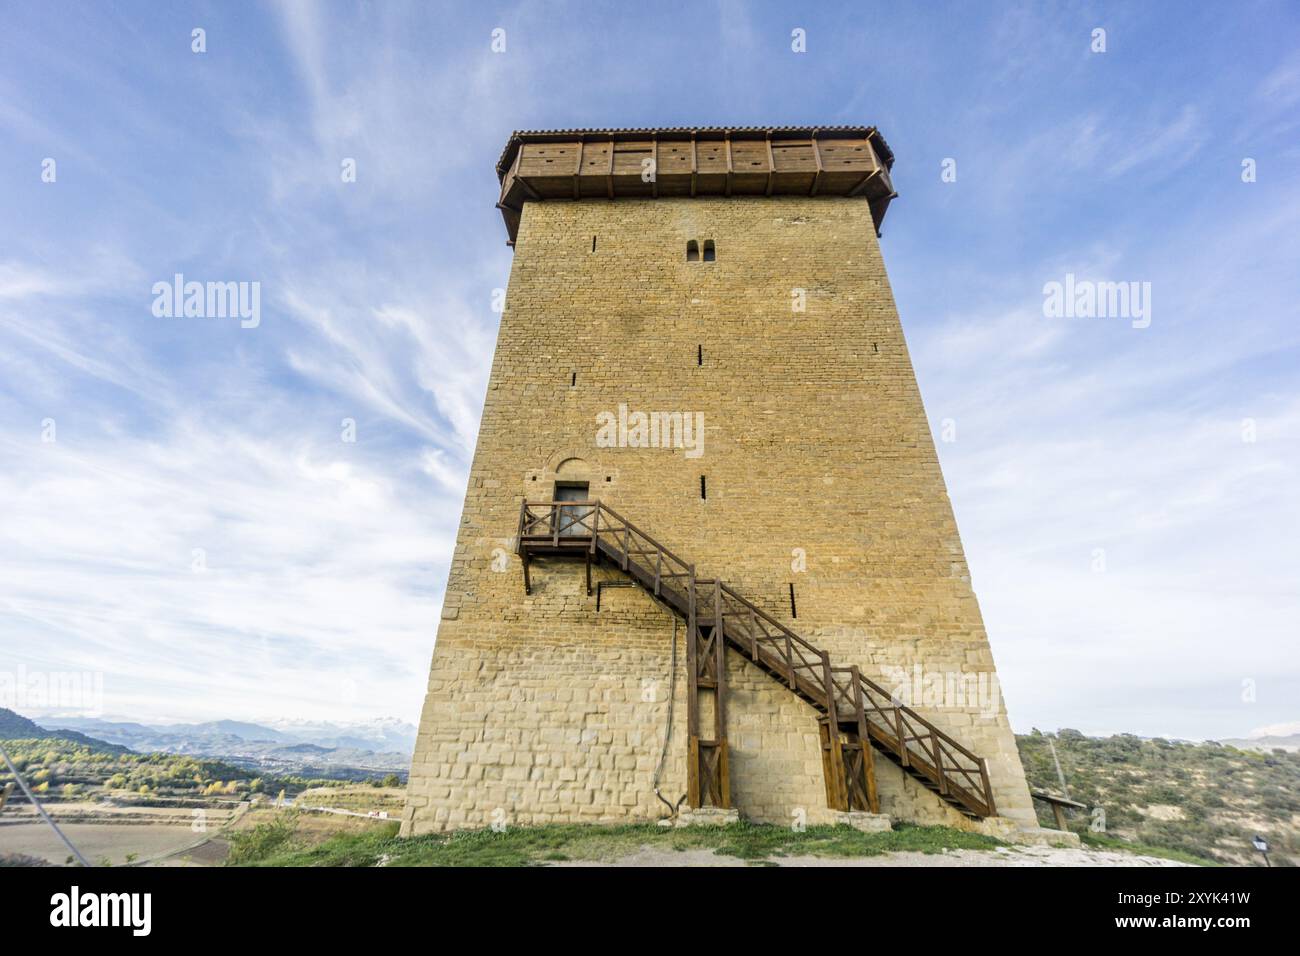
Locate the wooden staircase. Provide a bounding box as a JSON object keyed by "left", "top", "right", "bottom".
{"left": 517, "top": 500, "right": 997, "bottom": 820}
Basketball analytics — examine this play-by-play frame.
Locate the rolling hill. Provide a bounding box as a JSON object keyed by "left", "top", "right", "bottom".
{"left": 1018, "top": 729, "right": 1298, "bottom": 866}
{"left": 0, "top": 707, "right": 128, "bottom": 755}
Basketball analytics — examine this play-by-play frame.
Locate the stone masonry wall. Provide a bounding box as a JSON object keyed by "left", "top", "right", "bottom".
{"left": 402, "top": 195, "right": 1038, "bottom": 835}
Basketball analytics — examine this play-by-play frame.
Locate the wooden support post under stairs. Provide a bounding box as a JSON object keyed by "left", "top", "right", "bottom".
{"left": 851, "top": 666, "right": 880, "bottom": 813}
{"left": 685, "top": 579, "right": 730, "bottom": 809}
{"left": 820, "top": 723, "right": 878, "bottom": 814}
{"left": 819, "top": 720, "right": 849, "bottom": 811}
{"left": 843, "top": 733, "right": 878, "bottom": 813}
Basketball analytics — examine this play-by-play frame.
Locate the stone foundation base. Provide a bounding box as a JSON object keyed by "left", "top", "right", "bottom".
{"left": 1010, "top": 827, "right": 1081, "bottom": 847}
{"left": 831, "top": 811, "right": 893, "bottom": 833}
{"left": 661, "top": 807, "right": 741, "bottom": 828}
{"left": 974, "top": 816, "right": 1081, "bottom": 847}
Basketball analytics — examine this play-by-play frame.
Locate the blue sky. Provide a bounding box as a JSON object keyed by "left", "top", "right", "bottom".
{"left": 1, "top": 1, "right": 1296, "bottom": 741}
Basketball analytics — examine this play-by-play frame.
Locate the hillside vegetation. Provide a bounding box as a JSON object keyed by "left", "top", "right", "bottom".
{"left": 1018, "top": 729, "right": 1298, "bottom": 866}
{"left": 0, "top": 735, "right": 367, "bottom": 805}
{"left": 0, "top": 708, "right": 130, "bottom": 755}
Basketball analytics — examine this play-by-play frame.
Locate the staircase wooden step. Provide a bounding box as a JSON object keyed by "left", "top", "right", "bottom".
{"left": 520, "top": 500, "right": 998, "bottom": 820}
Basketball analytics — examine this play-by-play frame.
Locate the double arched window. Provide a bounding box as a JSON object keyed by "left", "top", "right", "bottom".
{"left": 686, "top": 239, "right": 716, "bottom": 263}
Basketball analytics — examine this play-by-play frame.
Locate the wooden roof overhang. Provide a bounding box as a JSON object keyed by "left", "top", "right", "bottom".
{"left": 494, "top": 126, "right": 897, "bottom": 245}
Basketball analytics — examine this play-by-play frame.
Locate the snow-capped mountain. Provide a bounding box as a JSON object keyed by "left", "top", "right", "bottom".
{"left": 34, "top": 714, "right": 417, "bottom": 778}
{"left": 258, "top": 717, "right": 417, "bottom": 754}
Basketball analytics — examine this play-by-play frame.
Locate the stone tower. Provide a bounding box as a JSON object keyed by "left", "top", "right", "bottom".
{"left": 402, "top": 126, "right": 1040, "bottom": 838}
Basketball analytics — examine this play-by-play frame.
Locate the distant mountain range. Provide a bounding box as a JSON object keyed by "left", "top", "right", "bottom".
{"left": 4, "top": 710, "right": 416, "bottom": 778}
{"left": 0, "top": 707, "right": 130, "bottom": 755}
{"left": 37, "top": 715, "right": 416, "bottom": 753}
{"left": 1219, "top": 733, "right": 1300, "bottom": 754}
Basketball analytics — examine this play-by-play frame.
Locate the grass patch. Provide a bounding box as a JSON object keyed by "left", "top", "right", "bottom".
{"left": 712, "top": 821, "right": 1003, "bottom": 860}
{"left": 225, "top": 811, "right": 300, "bottom": 866}
{"left": 1078, "top": 831, "right": 1218, "bottom": 866}
{"left": 233, "top": 819, "right": 1004, "bottom": 867}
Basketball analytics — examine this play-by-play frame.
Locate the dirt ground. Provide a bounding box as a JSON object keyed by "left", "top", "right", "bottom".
{"left": 3, "top": 804, "right": 1198, "bottom": 867}
{"left": 549, "top": 844, "right": 1195, "bottom": 867}
{"left": 0, "top": 822, "right": 211, "bottom": 865}
{"left": 0, "top": 798, "right": 248, "bottom": 866}
{"left": 3, "top": 826, "right": 1196, "bottom": 867}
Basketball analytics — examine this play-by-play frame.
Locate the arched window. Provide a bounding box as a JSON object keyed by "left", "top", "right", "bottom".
{"left": 702, "top": 240, "right": 716, "bottom": 262}
{"left": 686, "top": 240, "right": 699, "bottom": 262}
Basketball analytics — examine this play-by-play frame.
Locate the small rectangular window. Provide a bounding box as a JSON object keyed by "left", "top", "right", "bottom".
{"left": 700, "top": 475, "right": 707, "bottom": 500}
{"left": 702, "top": 240, "right": 716, "bottom": 262}
{"left": 686, "top": 240, "right": 699, "bottom": 262}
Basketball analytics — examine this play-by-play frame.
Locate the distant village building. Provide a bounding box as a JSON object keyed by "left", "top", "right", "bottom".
{"left": 403, "top": 126, "right": 1042, "bottom": 838}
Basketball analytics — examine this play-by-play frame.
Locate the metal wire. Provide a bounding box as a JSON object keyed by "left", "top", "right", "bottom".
{"left": 0, "top": 741, "right": 92, "bottom": 866}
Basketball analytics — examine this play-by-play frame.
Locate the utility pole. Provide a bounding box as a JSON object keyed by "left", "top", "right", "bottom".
{"left": 1048, "top": 736, "right": 1072, "bottom": 800}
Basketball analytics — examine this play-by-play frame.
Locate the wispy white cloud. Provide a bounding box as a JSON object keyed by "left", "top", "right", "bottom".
{"left": 910, "top": 172, "right": 1300, "bottom": 739}
{"left": 0, "top": 407, "right": 452, "bottom": 723}
{"left": 0, "top": 4, "right": 521, "bottom": 725}
{"left": 1103, "top": 104, "right": 1202, "bottom": 177}
{"left": 1, "top": 2, "right": 1295, "bottom": 743}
